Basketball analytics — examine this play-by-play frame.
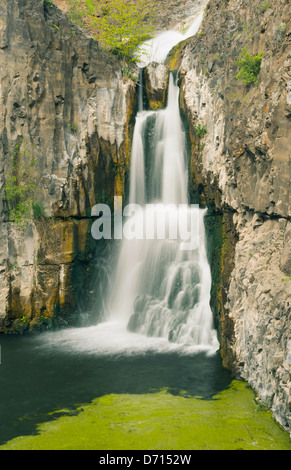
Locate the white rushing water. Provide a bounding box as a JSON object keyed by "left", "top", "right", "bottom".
{"left": 108, "top": 70, "right": 218, "bottom": 352}
{"left": 41, "top": 12, "right": 219, "bottom": 356}
{"left": 136, "top": 11, "right": 204, "bottom": 67}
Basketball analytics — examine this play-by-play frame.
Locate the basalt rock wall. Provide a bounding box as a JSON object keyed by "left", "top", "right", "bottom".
{"left": 175, "top": 0, "right": 290, "bottom": 433}
{"left": 0, "top": 0, "right": 137, "bottom": 332}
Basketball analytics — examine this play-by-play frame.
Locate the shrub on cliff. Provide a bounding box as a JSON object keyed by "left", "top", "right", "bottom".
{"left": 4, "top": 143, "right": 41, "bottom": 230}
{"left": 235, "top": 48, "right": 263, "bottom": 84}
{"left": 257, "top": 1, "right": 271, "bottom": 13}
{"left": 68, "top": 0, "right": 157, "bottom": 63}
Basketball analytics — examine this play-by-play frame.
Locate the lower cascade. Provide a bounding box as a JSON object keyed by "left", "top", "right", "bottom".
{"left": 107, "top": 72, "right": 219, "bottom": 352}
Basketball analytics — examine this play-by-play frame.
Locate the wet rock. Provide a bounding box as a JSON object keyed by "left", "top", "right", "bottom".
{"left": 144, "top": 62, "right": 169, "bottom": 109}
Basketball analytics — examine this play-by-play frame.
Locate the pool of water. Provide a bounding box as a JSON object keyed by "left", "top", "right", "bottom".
{"left": 0, "top": 324, "right": 231, "bottom": 446}
{"left": 1, "top": 324, "right": 290, "bottom": 450}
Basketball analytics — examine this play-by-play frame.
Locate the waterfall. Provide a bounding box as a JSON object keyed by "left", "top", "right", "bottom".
{"left": 108, "top": 68, "right": 219, "bottom": 351}
{"left": 136, "top": 11, "right": 204, "bottom": 67}
{"left": 39, "top": 12, "right": 219, "bottom": 357}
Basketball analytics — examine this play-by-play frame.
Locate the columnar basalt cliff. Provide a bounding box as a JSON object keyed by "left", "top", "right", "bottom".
{"left": 0, "top": 0, "right": 137, "bottom": 332}
{"left": 175, "top": 0, "right": 290, "bottom": 433}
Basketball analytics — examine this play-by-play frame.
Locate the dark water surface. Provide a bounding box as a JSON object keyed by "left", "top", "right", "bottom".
{"left": 0, "top": 329, "right": 232, "bottom": 446}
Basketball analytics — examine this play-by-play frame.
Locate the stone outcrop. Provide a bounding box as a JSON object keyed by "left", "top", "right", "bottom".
{"left": 0, "top": 0, "right": 137, "bottom": 332}
{"left": 143, "top": 63, "right": 169, "bottom": 109}
{"left": 175, "top": 0, "right": 290, "bottom": 433}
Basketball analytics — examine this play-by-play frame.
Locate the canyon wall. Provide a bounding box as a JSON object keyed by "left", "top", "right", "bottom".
{"left": 0, "top": 0, "right": 137, "bottom": 333}
{"left": 176, "top": 0, "right": 290, "bottom": 433}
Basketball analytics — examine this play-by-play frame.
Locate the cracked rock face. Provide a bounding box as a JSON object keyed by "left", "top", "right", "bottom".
{"left": 0, "top": 0, "right": 137, "bottom": 331}
{"left": 178, "top": 0, "right": 291, "bottom": 433}
{"left": 228, "top": 214, "right": 291, "bottom": 431}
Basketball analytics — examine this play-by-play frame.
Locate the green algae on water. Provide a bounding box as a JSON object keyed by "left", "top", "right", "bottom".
{"left": 1, "top": 380, "right": 290, "bottom": 450}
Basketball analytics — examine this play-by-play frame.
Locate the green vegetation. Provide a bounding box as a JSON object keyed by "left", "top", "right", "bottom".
{"left": 68, "top": 0, "right": 157, "bottom": 63}
{"left": 4, "top": 143, "right": 44, "bottom": 230}
{"left": 1, "top": 381, "right": 290, "bottom": 450}
{"left": 68, "top": 0, "right": 86, "bottom": 27}
{"left": 94, "top": 0, "right": 156, "bottom": 63}
{"left": 32, "top": 202, "right": 46, "bottom": 220}
{"left": 275, "top": 22, "right": 286, "bottom": 35}
{"left": 235, "top": 48, "right": 263, "bottom": 84}
{"left": 193, "top": 123, "right": 207, "bottom": 138}
{"left": 9, "top": 261, "right": 19, "bottom": 272}
{"left": 165, "top": 40, "right": 185, "bottom": 71}
{"left": 258, "top": 1, "right": 271, "bottom": 13}
{"left": 121, "top": 66, "right": 139, "bottom": 83}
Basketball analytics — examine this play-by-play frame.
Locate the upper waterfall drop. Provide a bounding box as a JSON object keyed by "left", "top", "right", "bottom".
{"left": 136, "top": 11, "right": 204, "bottom": 67}
{"left": 129, "top": 73, "right": 188, "bottom": 207}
